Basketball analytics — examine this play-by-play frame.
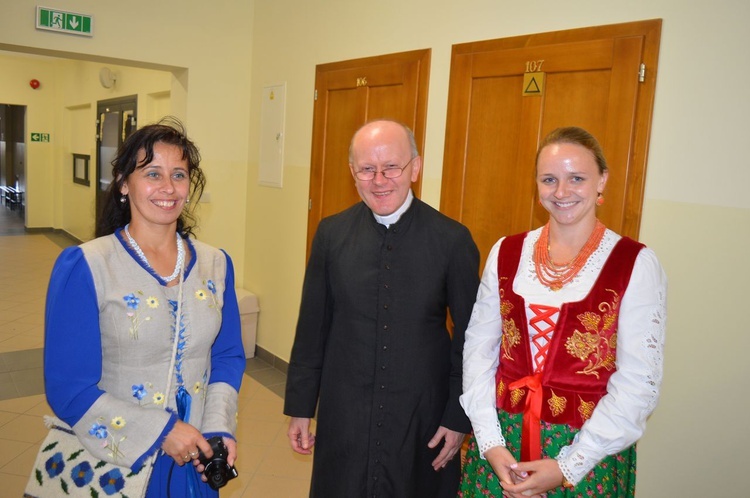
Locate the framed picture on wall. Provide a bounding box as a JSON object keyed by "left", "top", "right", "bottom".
{"left": 73, "top": 153, "right": 90, "bottom": 186}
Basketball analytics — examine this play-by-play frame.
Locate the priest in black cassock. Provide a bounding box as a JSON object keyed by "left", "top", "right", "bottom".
{"left": 284, "top": 119, "right": 480, "bottom": 498}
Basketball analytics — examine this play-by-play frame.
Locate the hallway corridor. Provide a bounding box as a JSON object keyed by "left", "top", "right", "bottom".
{"left": 0, "top": 219, "right": 312, "bottom": 496}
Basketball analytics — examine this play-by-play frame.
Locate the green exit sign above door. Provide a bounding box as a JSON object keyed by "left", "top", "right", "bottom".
{"left": 36, "top": 6, "right": 93, "bottom": 37}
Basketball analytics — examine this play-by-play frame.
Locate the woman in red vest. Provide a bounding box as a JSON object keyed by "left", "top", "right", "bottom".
{"left": 458, "top": 127, "right": 667, "bottom": 497}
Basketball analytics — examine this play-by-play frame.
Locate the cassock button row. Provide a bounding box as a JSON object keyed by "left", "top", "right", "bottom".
{"left": 383, "top": 304, "right": 389, "bottom": 309}
{"left": 376, "top": 440, "right": 381, "bottom": 446}
{"left": 383, "top": 325, "right": 388, "bottom": 330}
{"left": 381, "top": 365, "right": 386, "bottom": 370}
{"left": 385, "top": 264, "right": 391, "bottom": 270}
{"left": 387, "top": 245, "right": 393, "bottom": 250}
{"left": 377, "top": 422, "right": 382, "bottom": 427}
{"left": 380, "top": 385, "right": 385, "bottom": 389}
{"left": 379, "top": 404, "right": 384, "bottom": 409}
{"left": 382, "top": 345, "right": 388, "bottom": 350}
{"left": 384, "top": 284, "right": 389, "bottom": 289}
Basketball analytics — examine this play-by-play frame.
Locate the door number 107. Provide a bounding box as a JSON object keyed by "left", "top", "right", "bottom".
{"left": 525, "top": 60, "right": 545, "bottom": 73}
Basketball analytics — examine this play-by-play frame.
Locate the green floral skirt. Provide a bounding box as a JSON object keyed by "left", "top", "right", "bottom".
{"left": 458, "top": 410, "right": 636, "bottom": 497}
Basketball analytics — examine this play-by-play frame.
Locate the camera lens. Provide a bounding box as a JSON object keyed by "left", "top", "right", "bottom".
{"left": 199, "top": 437, "right": 238, "bottom": 490}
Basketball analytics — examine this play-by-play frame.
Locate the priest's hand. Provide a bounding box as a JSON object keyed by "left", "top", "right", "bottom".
{"left": 428, "top": 426, "right": 465, "bottom": 470}
{"left": 288, "top": 417, "right": 316, "bottom": 455}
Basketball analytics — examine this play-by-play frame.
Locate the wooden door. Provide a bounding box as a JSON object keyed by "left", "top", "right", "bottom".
{"left": 307, "top": 49, "right": 431, "bottom": 257}
{"left": 440, "top": 20, "right": 661, "bottom": 265}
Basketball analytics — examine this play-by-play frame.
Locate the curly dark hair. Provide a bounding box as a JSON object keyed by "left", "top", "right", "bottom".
{"left": 95, "top": 117, "right": 206, "bottom": 238}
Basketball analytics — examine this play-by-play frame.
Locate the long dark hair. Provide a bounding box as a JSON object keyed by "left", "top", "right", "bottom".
{"left": 95, "top": 117, "right": 206, "bottom": 238}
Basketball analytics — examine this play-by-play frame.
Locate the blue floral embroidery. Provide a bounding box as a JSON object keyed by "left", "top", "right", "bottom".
{"left": 200, "top": 278, "right": 222, "bottom": 316}
{"left": 70, "top": 461, "right": 94, "bottom": 487}
{"left": 45, "top": 452, "right": 65, "bottom": 478}
{"left": 89, "top": 423, "right": 108, "bottom": 440}
{"left": 123, "top": 293, "right": 140, "bottom": 309}
{"left": 89, "top": 417, "right": 126, "bottom": 462}
{"left": 123, "top": 291, "right": 153, "bottom": 339}
{"left": 132, "top": 384, "right": 147, "bottom": 401}
{"left": 99, "top": 468, "right": 126, "bottom": 494}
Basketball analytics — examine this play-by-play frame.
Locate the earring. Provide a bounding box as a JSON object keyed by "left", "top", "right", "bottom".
{"left": 120, "top": 195, "right": 127, "bottom": 204}
{"left": 186, "top": 197, "right": 190, "bottom": 205}
{"left": 596, "top": 193, "right": 604, "bottom": 206}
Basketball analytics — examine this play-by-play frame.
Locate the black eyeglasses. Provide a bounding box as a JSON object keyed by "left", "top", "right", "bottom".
{"left": 354, "top": 156, "right": 416, "bottom": 181}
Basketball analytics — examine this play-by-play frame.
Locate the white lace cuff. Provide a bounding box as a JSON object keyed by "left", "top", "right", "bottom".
{"left": 556, "top": 445, "right": 597, "bottom": 485}
{"left": 476, "top": 418, "right": 506, "bottom": 459}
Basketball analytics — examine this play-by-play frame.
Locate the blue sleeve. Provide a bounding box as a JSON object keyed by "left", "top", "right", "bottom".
{"left": 208, "top": 251, "right": 245, "bottom": 391}
{"left": 44, "top": 247, "right": 106, "bottom": 426}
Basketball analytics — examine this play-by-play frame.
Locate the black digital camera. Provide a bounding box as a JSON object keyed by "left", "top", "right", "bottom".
{"left": 198, "top": 436, "right": 239, "bottom": 490}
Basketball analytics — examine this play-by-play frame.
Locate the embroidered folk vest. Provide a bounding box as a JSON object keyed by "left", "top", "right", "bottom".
{"left": 494, "top": 232, "right": 643, "bottom": 460}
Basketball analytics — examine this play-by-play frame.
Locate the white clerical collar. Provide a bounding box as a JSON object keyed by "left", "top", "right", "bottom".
{"left": 373, "top": 190, "right": 414, "bottom": 228}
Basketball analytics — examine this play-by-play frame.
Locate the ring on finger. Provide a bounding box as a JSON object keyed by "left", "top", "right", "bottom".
{"left": 182, "top": 454, "right": 191, "bottom": 461}
{"left": 189, "top": 451, "right": 199, "bottom": 459}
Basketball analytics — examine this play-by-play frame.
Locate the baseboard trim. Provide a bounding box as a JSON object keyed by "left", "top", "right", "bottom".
{"left": 26, "top": 227, "right": 83, "bottom": 244}
{"left": 254, "top": 345, "right": 289, "bottom": 375}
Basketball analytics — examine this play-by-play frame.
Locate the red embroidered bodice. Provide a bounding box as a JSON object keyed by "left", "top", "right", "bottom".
{"left": 494, "top": 231, "right": 643, "bottom": 460}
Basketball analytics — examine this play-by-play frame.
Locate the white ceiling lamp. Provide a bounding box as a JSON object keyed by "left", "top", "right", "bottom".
{"left": 99, "top": 67, "right": 117, "bottom": 88}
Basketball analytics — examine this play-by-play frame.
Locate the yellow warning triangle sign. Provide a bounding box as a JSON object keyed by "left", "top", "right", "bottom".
{"left": 524, "top": 77, "right": 541, "bottom": 94}
{"left": 522, "top": 72, "right": 545, "bottom": 97}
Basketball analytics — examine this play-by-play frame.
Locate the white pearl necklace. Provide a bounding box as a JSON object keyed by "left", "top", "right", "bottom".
{"left": 124, "top": 224, "right": 185, "bottom": 283}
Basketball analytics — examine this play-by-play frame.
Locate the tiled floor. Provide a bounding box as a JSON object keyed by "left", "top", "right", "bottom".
{"left": 0, "top": 208, "right": 313, "bottom": 497}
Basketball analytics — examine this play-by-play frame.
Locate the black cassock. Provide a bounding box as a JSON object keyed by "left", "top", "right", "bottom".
{"left": 285, "top": 199, "right": 480, "bottom": 498}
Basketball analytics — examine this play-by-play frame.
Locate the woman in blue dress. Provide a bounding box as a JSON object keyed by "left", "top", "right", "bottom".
{"left": 43, "top": 118, "right": 245, "bottom": 497}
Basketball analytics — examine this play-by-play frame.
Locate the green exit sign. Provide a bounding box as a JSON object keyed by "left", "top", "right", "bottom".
{"left": 31, "top": 133, "right": 50, "bottom": 143}
{"left": 36, "top": 6, "right": 93, "bottom": 37}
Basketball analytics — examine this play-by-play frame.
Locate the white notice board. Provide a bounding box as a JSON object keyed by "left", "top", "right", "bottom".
{"left": 259, "top": 83, "right": 286, "bottom": 188}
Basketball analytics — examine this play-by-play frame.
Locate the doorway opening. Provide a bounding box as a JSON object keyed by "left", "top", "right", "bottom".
{"left": 0, "top": 104, "right": 27, "bottom": 232}
{"left": 96, "top": 96, "right": 137, "bottom": 230}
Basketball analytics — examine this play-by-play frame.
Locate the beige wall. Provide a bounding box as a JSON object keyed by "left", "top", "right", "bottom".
{"left": 0, "top": 52, "right": 56, "bottom": 227}
{"left": 245, "top": 1, "right": 749, "bottom": 496}
{"left": 0, "top": 0, "right": 254, "bottom": 278}
{"left": 1, "top": 0, "right": 748, "bottom": 495}
{"left": 0, "top": 52, "right": 173, "bottom": 240}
